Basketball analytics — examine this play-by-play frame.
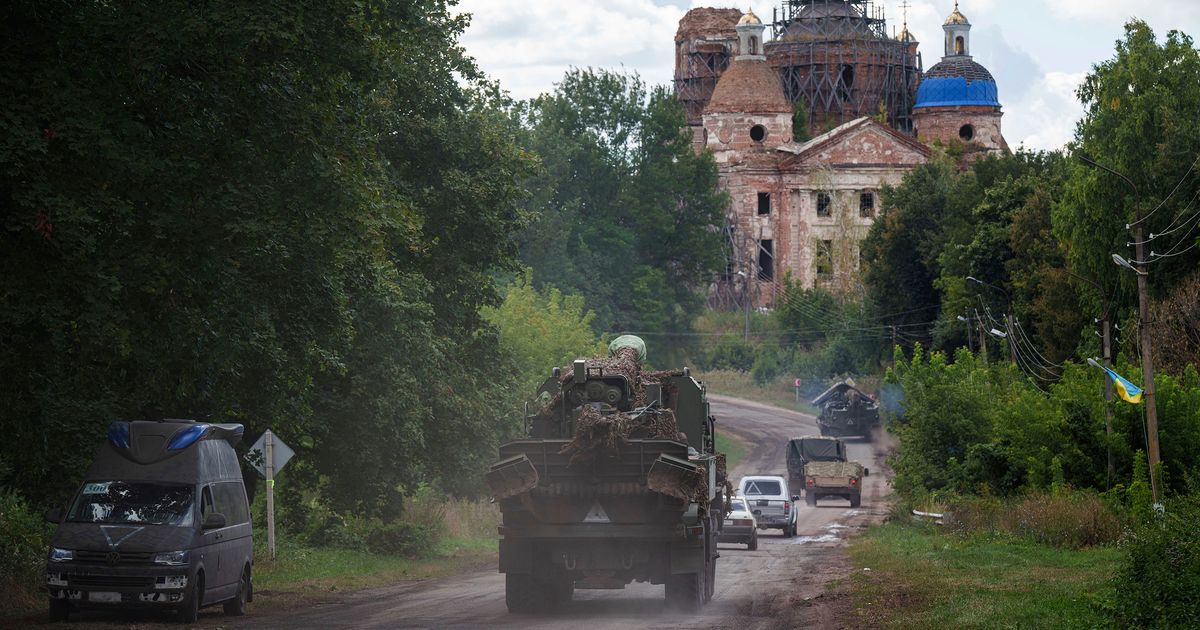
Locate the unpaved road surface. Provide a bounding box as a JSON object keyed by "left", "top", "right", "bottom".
{"left": 60, "top": 395, "right": 893, "bottom": 629}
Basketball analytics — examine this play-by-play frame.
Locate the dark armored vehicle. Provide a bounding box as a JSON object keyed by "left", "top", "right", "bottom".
{"left": 44, "top": 420, "right": 252, "bottom": 623}
{"left": 486, "top": 336, "right": 727, "bottom": 613}
{"left": 812, "top": 381, "right": 880, "bottom": 439}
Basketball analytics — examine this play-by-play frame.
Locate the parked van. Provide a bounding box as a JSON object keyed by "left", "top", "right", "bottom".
{"left": 44, "top": 419, "right": 252, "bottom": 623}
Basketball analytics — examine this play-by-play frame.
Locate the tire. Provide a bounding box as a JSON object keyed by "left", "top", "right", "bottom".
{"left": 550, "top": 573, "right": 574, "bottom": 605}
{"left": 782, "top": 522, "right": 794, "bottom": 538}
{"left": 505, "top": 573, "right": 541, "bottom": 613}
{"left": 748, "top": 532, "right": 758, "bottom": 551}
{"left": 850, "top": 494, "right": 861, "bottom": 508}
{"left": 224, "top": 566, "right": 249, "bottom": 616}
{"left": 665, "top": 572, "right": 703, "bottom": 613}
{"left": 48, "top": 598, "right": 69, "bottom": 623}
{"left": 705, "top": 543, "right": 716, "bottom": 603}
{"left": 178, "top": 573, "right": 202, "bottom": 623}
{"left": 806, "top": 492, "right": 817, "bottom": 507}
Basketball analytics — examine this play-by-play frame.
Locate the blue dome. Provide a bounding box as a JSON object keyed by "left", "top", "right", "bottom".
{"left": 914, "top": 57, "right": 1000, "bottom": 108}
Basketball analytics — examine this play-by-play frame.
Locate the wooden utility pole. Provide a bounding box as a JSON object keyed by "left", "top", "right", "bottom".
{"left": 1132, "top": 217, "right": 1162, "bottom": 501}
{"left": 976, "top": 311, "right": 988, "bottom": 365}
{"left": 1102, "top": 315, "right": 1115, "bottom": 488}
{"left": 265, "top": 430, "right": 276, "bottom": 559}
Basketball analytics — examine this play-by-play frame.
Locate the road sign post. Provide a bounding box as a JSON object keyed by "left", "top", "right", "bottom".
{"left": 794, "top": 378, "right": 802, "bottom": 403}
{"left": 247, "top": 429, "right": 294, "bottom": 561}
{"left": 265, "top": 430, "right": 275, "bottom": 559}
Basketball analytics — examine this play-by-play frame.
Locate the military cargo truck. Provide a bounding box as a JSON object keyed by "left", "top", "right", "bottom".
{"left": 812, "top": 381, "right": 880, "bottom": 439}
{"left": 786, "top": 436, "right": 868, "bottom": 507}
{"left": 486, "top": 336, "right": 727, "bottom": 613}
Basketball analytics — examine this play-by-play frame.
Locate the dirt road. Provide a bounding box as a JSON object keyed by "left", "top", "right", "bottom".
{"left": 222, "top": 394, "right": 893, "bottom": 629}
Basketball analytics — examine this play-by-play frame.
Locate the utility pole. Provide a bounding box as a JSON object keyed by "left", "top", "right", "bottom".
{"left": 1006, "top": 313, "right": 1015, "bottom": 365}
{"left": 1132, "top": 216, "right": 1162, "bottom": 501}
{"left": 1077, "top": 153, "right": 1161, "bottom": 502}
{"left": 265, "top": 430, "right": 276, "bottom": 559}
{"left": 1102, "top": 313, "right": 1114, "bottom": 487}
{"left": 976, "top": 310, "right": 988, "bottom": 365}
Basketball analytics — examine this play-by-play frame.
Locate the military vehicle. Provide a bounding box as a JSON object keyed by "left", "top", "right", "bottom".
{"left": 812, "top": 381, "right": 880, "bottom": 439}
{"left": 786, "top": 436, "right": 867, "bottom": 508}
{"left": 486, "top": 336, "right": 727, "bottom": 613}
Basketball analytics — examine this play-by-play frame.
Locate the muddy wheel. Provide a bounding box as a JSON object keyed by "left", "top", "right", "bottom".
{"left": 48, "top": 598, "right": 69, "bottom": 622}
{"left": 850, "top": 494, "right": 861, "bottom": 508}
{"left": 748, "top": 531, "right": 758, "bottom": 551}
{"left": 705, "top": 549, "right": 716, "bottom": 603}
{"left": 665, "top": 572, "right": 703, "bottom": 613}
{"left": 224, "top": 566, "right": 249, "bottom": 616}
{"left": 178, "top": 573, "right": 202, "bottom": 623}
{"left": 806, "top": 492, "right": 817, "bottom": 507}
{"left": 505, "top": 573, "right": 542, "bottom": 613}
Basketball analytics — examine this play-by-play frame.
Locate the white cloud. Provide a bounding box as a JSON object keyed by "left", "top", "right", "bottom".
{"left": 1046, "top": 0, "right": 1200, "bottom": 24}
{"left": 1006, "top": 71, "right": 1086, "bottom": 150}
{"left": 457, "top": 0, "right": 681, "bottom": 99}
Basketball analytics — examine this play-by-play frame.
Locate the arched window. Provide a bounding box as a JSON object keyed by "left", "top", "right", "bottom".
{"left": 749, "top": 36, "right": 758, "bottom": 55}
{"left": 955, "top": 36, "right": 965, "bottom": 55}
{"left": 959, "top": 124, "right": 975, "bottom": 141}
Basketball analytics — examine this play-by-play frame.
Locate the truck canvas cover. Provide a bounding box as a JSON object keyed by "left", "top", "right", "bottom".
{"left": 787, "top": 436, "right": 844, "bottom": 462}
{"left": 804, "top": 461, "right": 863, "bottom": 478}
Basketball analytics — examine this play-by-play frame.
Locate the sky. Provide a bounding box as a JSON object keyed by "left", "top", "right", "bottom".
{"left": 454, "top": 0, "right": 1200, "bottom": 151}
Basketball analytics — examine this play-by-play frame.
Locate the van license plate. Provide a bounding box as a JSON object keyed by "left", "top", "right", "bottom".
{"left": 90, "top": 592, "right": 121, "bottom": 603}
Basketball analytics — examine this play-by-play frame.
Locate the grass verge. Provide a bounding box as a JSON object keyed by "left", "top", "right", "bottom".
{"left": 251, "top": 535, "right": 497, "bottom": 607}
{"left": 845, "top": 522, "right": 1119, "bottom": 629}
{"left": 698, "top": 369, "right": 821, "bottom": 416}
{"left": 715, "top": 430, "right": 748, "bottom": 472}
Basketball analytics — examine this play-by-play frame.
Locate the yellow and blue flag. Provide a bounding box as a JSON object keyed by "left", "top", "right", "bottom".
{"left": 1103, "top": 367, "right": 1143, "bottom": 404}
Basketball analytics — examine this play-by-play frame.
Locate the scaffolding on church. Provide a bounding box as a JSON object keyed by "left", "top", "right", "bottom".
{"left": 768, "top": 0, "right": 922, "bottom": 135}
{"left": 674, "top": 8, "right": 740, "bottom": 126}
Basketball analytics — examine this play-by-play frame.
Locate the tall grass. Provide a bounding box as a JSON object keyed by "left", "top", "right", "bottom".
{"left": 944, "top": 491, "right": 1121, "bottom": 549}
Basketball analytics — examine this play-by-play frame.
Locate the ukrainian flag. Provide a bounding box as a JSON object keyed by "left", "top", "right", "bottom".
{"left": 1103, "top": 367, "right": 1144, "bottom": 404}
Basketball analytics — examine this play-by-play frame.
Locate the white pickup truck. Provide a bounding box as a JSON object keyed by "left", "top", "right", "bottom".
{"left": 738, "top": 475, "right": 797, "bottom": 537}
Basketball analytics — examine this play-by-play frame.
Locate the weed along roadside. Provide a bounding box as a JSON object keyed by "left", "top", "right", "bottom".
{"left": 843, "top": 521, "right": 1122, "bottom": 628}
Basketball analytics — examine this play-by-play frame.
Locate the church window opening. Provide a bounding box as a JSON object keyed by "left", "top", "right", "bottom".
{"left": 816, "top": 240, "right": 833, "bottom": 276}
{"left": 838, "top": 65, "right": 855, "bottom": 102}
{"left": 955, "top": 36, "right": 964, "bottom": 55}
{"left": 750, "top": 124, "right": 766, "bottom": 142}
{"left": 757, "top": 240, "right": 774, "bottom": 281}
{"left": 860, "top": 192, "right": 875, "bottom": 217}
{"left": 749, "top": 36, "right": 759, "bottom": 55}
{"left": 816, "top": 192, "right": 832, "bottom": 217}
{"left": 959, "top": 124, "right": 975, "bottom": 141}
{"left": 757, "top": 192, "right": 771, "bottom": 215}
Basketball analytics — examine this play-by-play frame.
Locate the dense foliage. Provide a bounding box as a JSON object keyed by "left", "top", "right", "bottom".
{"left": 515, "top": 69, "right": 728, "bottom": 337}
{"left": 0, "top": 0, "right": 534, "bottom": 514}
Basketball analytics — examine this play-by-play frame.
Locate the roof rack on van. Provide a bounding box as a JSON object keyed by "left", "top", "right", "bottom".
{"left": 107, "top": 420, "right": 244, "bottom": 464}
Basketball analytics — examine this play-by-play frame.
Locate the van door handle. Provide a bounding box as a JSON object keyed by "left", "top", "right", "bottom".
{"left": 215, "top": 534, "right": 223, "bottom": 540}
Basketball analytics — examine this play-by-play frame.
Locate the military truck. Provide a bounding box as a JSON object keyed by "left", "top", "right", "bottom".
{"left": 486, "top": 336, "right": 727, "bottom": 613}
{"left": 786, "top": 435, "right": 868, "bottom": 508}
{"left": 812, "top": 381, "right": 880, "bottom": 439}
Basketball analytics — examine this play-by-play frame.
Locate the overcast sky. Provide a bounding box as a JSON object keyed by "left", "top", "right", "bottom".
{"left": 455, "top": 0, "right": 1200, "bottom": 151}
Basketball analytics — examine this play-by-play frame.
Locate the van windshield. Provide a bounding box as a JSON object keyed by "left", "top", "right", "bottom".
{"left": 67, "top": 481, "right": 194, "bottom": 527}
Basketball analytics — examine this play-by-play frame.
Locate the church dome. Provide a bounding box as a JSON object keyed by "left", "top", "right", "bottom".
{"left": 738, "top": 9, "right": 762, "bottom": 25}
{"left": 944, "top": 2, "right": 969, "bottom": 25}
{"left": 704, "top": 58, "right": 791, "bottom": 114}
{"left": 914, "top": 57, "right": 999, "bottom": 108}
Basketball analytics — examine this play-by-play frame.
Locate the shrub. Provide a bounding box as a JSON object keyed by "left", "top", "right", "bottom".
{"left": 946, "top": 491, "right": 1121, "bottom": 549}
{"left": 1106, "top": 494, "right": 1200, "bottom": 628}
{"left": 0, "top": 491, "right": 52, "bottom": 613}
{"left": 364, "top": 521, "right": 440, "bottom": 557}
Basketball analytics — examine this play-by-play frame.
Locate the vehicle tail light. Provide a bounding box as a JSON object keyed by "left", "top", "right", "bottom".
{"left": 850, "top": 478, "right": 858, "bottom": 485}
{"left": 687, "top": 525, "right": 704, "bottom": 537}
{"left": 807, "top": 478, "right": 814, "bottom": 485}
{"left": 783, "top": 501, "right": 790, "bottom": 512}
{"left": 733, "top": 519, "right": 752, "bottom": 526}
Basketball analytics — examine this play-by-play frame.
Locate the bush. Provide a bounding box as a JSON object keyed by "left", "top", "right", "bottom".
{"left": 1106, "top": 494, "right": 1200, "bottom": 628}
{"left": 364, "top": 521, "right": 440, "bottom": 557}
{"left": 946, "top": 491, "right": 1121, "bottom": 549}
{"left": 0, "top": 491, "right": 52, "bottom": 613}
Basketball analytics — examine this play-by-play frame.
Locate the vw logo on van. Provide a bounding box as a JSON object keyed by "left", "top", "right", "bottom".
{"left": 106, "top": 551, "right": 121, "bottom": 565}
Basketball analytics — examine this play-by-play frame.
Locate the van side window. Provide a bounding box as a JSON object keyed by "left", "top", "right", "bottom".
{"left": 200, "top": 486, "right": 215, "bottom": 519}
{"left": 212, "top": 482, "right": 250, "bottom": 525}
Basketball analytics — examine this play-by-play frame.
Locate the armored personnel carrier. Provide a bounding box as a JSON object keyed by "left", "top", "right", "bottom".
{"left": 486, "top": 336, "right": 727, "bottom": 613}
{"left": 812, "top": 380, "right": 880, "bottom": 439}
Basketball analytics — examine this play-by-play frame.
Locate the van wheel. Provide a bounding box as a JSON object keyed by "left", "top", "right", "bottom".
{"left": 748, "top": 531, "right": 758, "bottom": 551}
{"left": 850, "top": 494, "right": 861, "bottom": 508}
{"left": 224, "top": 566, "right": 249, "bottom": 616}
{"left": 48, "top": 598, "right": 70, "bottom": 622}
{"left": 178, "top": 573, "right": 201, "bottom": 623}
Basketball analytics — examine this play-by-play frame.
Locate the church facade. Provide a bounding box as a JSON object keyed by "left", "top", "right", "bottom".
{"left": 677, "top": 2, "right": 1006, "bottom": 308}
